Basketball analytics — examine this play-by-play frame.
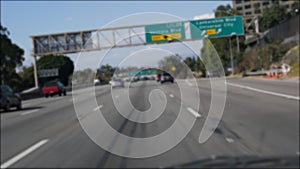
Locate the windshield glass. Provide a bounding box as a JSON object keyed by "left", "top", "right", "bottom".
{"left": 44, "top": 82, "right": 57, "bottom": 87}
{"left": 1, "top": 1, "right": 299, "bottom": 168}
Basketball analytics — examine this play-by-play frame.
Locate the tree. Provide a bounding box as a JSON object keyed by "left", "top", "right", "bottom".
{"left": 211, "top": 4, "right": 248, "bottom": 74}
{"left": 73, "top": 68, "right": 96, "bottom": 85}
{"left": 19, "top": 65, "right": 35, "bottom": 90}
{"left": 290, "top": 1, "right": 300, "bottom": 17}
{"left": 259, "top": 3, "right": 287, "bottom": 32}
{"left": 158, "top": 54, "right": 191, "bottom": 79}
{"left": 37, "top": 54, "right": 74, "bottom": 86}
{"left": 183, "top": 57, "right": 196, "bottom": 71}
{"left": 184, "top": 56, "right": 207, "bottom": 77}
{"left": 96, "top": 64, "right": 115, "bottom": 84}
{"left": 0, "top": 24, "right": 24, "bottom": 91}
{"left": 214, "top": 4, "right": 241, "bottom": 17}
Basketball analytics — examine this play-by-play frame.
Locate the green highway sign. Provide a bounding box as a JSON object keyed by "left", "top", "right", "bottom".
{"left": 145, "top": 21, "right": 186, "bottom": 43}
{"left": 190, "top": 16, "right": 244, "bottom": 39}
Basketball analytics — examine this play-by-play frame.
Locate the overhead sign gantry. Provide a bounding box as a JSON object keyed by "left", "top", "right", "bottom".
{"left": 30, "top": 15, "right": 245, "bottom": 87}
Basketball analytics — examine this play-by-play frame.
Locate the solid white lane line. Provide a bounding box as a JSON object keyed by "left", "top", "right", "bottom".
{"left": 186, "top": 107, "right": 201, "bottom": 118}
{"left": 20, "top": 109, "right": 39, "bottom": 116}
{"left": 93, "top": 105, "right": 103, "bottom": 111}
{"left": 169, "top": 94, "right": 174, "bottom": 98}
{"left": 225, "top": 137, "right": 235, "bottom": 143}
{"left": 0, "top": 139, "right": 49, "bottom": 169}
{"left": 226, "top": 82, "right": 300, "bottom": 100}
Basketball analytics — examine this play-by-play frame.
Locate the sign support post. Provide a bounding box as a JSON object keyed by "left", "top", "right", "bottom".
{"left": 229, "top": 37, "right": 234, "bottom": 75}
{"left": 33, "top": 55, "right": 39, "bottom": 88}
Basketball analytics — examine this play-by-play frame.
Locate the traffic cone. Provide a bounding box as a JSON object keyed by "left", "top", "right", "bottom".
{"left": 272, "top": 72, "right": 275, "bottom": 78}
{"left": 275, "top": 72, "right": 279, "bottom": 79}
{"left": 266, "top": 72, "right": 271, "bottom": 78}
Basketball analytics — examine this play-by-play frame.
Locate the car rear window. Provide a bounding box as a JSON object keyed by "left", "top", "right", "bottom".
{"left": 44, "top": 82, "right": 57, "bottom": 87}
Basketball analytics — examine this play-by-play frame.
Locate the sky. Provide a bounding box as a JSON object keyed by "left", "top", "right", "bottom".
{"left": 1, "top": 1, "right": 230, "bottom": 69}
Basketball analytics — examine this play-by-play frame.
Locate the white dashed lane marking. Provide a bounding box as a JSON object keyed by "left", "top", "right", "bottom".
{"left": 0, "top": 139, "right": 49, "bottom": 169}
{"left": 93, "top": 105, "right": 103, "bottom": 111}
{"left": 186, "top": 107, "right": 201, "bottom": 118}
{"left": 225, "top": 137, "right": 235, "bottom": 143}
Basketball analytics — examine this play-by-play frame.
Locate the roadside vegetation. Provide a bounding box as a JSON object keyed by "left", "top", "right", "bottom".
{"left": 282, "top": 45, "right": 300, "bottom": 77}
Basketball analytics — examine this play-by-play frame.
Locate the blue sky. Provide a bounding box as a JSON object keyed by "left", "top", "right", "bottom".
{"left": 1, "top": 1, "right": 230, "bottom": 68}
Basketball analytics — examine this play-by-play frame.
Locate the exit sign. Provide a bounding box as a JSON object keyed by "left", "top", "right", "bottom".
{"left": 145, "top": 21, "right": 186, "bottom": 43}
{"left": 190, "top": 16, "right": 244, "bottom": 39}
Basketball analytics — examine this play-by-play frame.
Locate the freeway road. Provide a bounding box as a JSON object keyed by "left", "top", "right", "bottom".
{"left": 1, "top": 77, "right": 299, "bottom": 168}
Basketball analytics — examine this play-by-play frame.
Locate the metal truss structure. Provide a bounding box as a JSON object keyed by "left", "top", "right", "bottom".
{"left": 30, "top": 25, "right": 149, "bottom": 57}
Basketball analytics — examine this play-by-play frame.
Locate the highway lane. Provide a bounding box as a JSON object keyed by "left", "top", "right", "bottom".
{"left": 1, "top": 78, "right": 299, "bottom": 168}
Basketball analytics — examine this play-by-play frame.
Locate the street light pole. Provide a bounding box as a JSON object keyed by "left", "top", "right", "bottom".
{"left": 33, "top": 55, "right": 39, "bottom": 88}
{"left": 229, "top": 37, "right": 234, "bottom": 75}
{"left": 236, "top": 36, "right": 240, "bottom": 53}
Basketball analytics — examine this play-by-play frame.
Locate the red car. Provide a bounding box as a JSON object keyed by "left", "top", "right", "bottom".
{"left": 43, "top": 81, "right": 66, "bottom": 98}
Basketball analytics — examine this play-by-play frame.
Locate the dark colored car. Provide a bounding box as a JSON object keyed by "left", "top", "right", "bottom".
{"left": 141, "top": 76, "right": 148, "bottom": 81}
{"left": 43, "top": 81, "right": 66, "bottom": 98}
{"left": 0, "top": 85, "right": 22, "bottom": 111}
{"left": 160, "top": 72, "right": 174, "bottom": 84}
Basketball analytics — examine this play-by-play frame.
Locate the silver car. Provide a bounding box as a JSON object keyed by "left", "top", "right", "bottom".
{"left": 109, "top": 78, "right": 124, "bottom": 88}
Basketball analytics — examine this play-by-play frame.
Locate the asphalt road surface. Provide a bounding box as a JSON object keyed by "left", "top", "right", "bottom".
{"left": 1, "top": 77, "right": 299, "bottom": 168}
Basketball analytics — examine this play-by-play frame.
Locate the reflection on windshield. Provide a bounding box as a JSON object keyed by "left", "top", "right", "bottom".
{"left": 1, "top": 1, "right": 299, "bottom": 168}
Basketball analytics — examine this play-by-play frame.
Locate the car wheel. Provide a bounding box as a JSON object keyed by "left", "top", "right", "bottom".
{"left": 63, "top": 91, "right": 67, "bottom": 96}
{"left": 4, "top": 102, "right": 10, "bottom": 112}
{"left": 17, "top": 102, "right": 22, "bottom": 110}
{"left": 58, "top": 92, "right": 62, "bottom": 96}
{"left": 45, "top": 94, "right": 49, "bottom": 98}
{"left": 161, "top": 81, "right": 164, "bottom": 84}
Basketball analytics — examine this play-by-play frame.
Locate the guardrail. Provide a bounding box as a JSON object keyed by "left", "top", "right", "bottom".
{"left": 244, "top": 69, "right": 283, "bottom": 76}
{"left": 244, "top": 63, "right": 291, "bottom": 78}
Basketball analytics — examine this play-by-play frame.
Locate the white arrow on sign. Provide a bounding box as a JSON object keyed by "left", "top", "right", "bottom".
{"left": 201, "top": 30, "right": 206, "bottom": 36}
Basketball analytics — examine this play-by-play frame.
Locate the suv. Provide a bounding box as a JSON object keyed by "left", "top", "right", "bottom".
{"left": 160, "top": 72, "right": 174, "bottom": 84}
{"left": 0, "top": 85, "right": 22, "bottom": 111}
{"left": 43, "top": 81, "right": 66, "bottom": 98}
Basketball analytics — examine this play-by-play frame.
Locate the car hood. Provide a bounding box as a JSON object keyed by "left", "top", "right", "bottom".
{"left": 164, "top": 155, "right": 299, "bottom": 168}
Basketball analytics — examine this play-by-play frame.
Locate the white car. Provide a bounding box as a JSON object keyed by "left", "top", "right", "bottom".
{"left": 109, "top": 78, "right": 124, "bottom": 88}
{"left": 94, "top": 79, "right": 101, "bottom": 86}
